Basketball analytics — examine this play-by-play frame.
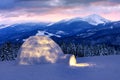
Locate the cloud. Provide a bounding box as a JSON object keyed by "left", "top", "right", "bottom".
{"left": 0, "top": 0, "right": 119, "bottom": 10}
{"left": 0, "top": 0, "right": 119, "bottom": 24}
{"left": 0, "top": 0, "right": 15, "bottom": 9}
{"left": 16, "top": 0, "right": 65, "bottom": 8}
{"left": 109, "top": 0, "right": 120, "bottom": 3}
{"left": 64, "top": 0, "right": 105, "bottom": 6}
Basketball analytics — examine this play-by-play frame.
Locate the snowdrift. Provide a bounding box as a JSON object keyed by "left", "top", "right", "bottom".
{"left": 17, "top": 36, "right": 69, "bottom": 65}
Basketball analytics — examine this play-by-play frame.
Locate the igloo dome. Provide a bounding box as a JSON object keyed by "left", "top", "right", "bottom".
{"left": 17, "top": 36, "right": 68, "bottom": 65}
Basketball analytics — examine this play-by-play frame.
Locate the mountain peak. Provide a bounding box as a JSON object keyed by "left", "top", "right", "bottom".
{"left": 82, "top": 14, "right": 110, "bottom": 25}
{"left": 58, "top": 14, "right": 111, "bottom": 26}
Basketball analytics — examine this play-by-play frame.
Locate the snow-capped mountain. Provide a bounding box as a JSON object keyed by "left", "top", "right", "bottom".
{"left": 0, "top": 15, "right": 119, "bottom": 45}
{"left": 65, "top": 14, "right": 110, "bottom": 26}
{"left": 61, "top": 21, "right": 120, "bottom": 45}
{"left": 82, "top": 14, "right": 110, "bottom": 25}
{"left": 46, "top": 14, "right": 110, "bottom": 26}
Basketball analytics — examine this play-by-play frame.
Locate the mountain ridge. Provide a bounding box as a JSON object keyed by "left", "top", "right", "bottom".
{"left": 0, "top": 14, "right": 120, "bottom": 45}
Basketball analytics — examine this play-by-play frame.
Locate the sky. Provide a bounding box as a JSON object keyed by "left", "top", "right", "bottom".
{"left": 0, "top": 0, "right": 120, "bottom": 24}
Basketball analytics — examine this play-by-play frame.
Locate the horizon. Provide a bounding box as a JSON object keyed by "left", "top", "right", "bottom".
{"left": 0, "top": 0, "right": 120, "bottom": 24}
{"left": 0, "top": 14, "right": 119, "bottom": 25}
{"left": 0, "top": 14, "right": 120, "bottom": 25}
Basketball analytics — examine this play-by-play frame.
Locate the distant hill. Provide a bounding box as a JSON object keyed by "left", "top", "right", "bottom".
{"left": 0, "top": 14, "right": 120, "bottom": 45}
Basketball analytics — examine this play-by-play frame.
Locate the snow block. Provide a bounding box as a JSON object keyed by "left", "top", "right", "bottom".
{"left": 17, "top": 36, "right": 69, "bottom": 65}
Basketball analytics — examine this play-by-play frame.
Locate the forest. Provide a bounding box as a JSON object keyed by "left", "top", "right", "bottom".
{"left": 0, "top": 42, "right": 120, "bottom": 61}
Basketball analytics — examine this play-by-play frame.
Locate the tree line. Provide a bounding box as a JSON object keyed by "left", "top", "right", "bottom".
{"left": 0, "top": 42, "right": 120, "bottom": 61}
{"left": 0, "top": 42, "right": 20, "bottom": 61}
{"left": 59, "top": 42, "right": 120, "bottom": 57}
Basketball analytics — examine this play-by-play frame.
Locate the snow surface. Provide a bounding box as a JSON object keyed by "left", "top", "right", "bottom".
{"left": 36, "top": 31, "right": 61, "bottom": 37}
{"left": 0, "top": 24, "right": 11, "bottom": 29}
{"left": 83, "top": 14, "right": 110, "bottom": 25}
{"left": 61, "top": 14, "right": 110, "bottom": 25}
{"left": 56, "top": 31, "right": 65, "bottom": 35}
{"left": 0, "top": 55, "right": 120, "bottom": 80}
{"left": 47, "top": 22, "right": 56, "bottom": 26}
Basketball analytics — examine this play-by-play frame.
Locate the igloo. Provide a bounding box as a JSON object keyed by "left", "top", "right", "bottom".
{"left": 17, "top": 36, "right": 69, "bottom": 65}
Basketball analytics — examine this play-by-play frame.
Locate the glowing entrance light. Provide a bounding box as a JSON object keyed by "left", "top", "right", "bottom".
{"left": 69, "top": 55, "right": 91, "bottom": 67}
{"left": 69, "top": 55, "right": 76, "bottom": 66}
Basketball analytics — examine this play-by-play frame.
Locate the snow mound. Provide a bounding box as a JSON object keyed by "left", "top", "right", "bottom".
{"left": 17, "top": 36, "right": 68, "bottom": 65}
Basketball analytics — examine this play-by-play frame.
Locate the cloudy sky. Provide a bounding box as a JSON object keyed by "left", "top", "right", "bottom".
{"left": 0, "top": 0, "right": 120, "bottom": 24}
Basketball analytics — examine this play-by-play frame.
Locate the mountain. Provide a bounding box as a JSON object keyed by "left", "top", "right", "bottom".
{"left": 60, "top": 21, "right": 120, "bottom": 45}
{"left": 82, "top": 14, "right": 110, "bottom": 25}
{"left": 0, "top": 14, "right": 119, "bottom": 46}
{"left": 0, "top": 24, "right": 11, "bottom": 29}
{"left": 51, "top": 14, "right": 110, "bottom": 26}
{"left": 46, "top": 18, "right": 93, "bottom": 36}
{"left": 0, "top": 22, "right": 48, "bottom": 44}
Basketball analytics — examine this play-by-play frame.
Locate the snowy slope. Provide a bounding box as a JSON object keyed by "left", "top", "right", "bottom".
{"left": 82, "top": 14, "right": 110, "bottom": 25}
{"left": 0, "top": 55, "right": 120, "bottom": 80}
{"left": 36, "top": 31, "right": 61, "bottom": 37}
{"left": 56, "top": 14, "right": 110, "bottom": 26}
{"left": 0, "top": 24, "right": 11, "bottom": 29}
{"left": 0, "top": 15, "right": 119, "bottom": 45}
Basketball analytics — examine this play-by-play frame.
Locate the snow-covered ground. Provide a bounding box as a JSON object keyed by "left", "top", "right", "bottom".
{"left": 0, "top": 55, "right": 120, "bottom": 80}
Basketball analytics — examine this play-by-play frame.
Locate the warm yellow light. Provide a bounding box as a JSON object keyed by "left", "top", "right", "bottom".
{"left": 18, "top": 36, "right": 65, "bottom": 65}
{"left": 69, "top": 55, "right": 76, "bottom": 66}
{"left": 69, "top": 55, "right": 91, "bottom": 67}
